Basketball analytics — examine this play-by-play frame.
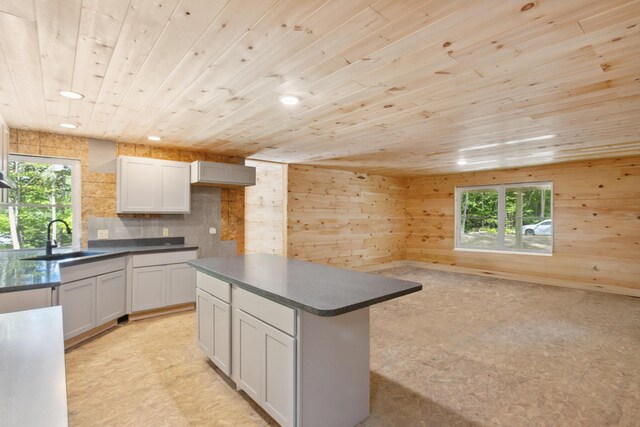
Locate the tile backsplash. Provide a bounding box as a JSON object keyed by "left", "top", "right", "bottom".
{"left": 88, "top": 186, "right": 236, "bottom": 258}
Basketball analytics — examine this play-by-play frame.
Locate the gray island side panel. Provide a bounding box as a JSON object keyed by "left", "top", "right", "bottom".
{"left": 189, "top": 254, "right": 422, "bottom": 316}
{"left": 0, "top": 306, "right": 68, "bottom": 427}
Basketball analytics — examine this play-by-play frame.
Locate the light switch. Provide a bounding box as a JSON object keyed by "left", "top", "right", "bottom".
{"left": 97, "top": 229, "right": 109, "bottom": 239}
{"left": 209, "top": 227, "right": 217, "bottom": 235}
{"left": 163, "top": 228, "right": 169, "bottom": 237}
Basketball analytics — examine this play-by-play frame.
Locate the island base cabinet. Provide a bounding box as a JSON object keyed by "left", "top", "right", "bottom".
{"left": 236, "top": 310, "right": 262, "bottom": 402}
{"left": 59, "top": 278, "right": 96, "bottom": 340}
{"left": 234, "top": 309, "right": 295, "bottom": 427}
{"left": 297, "top": 308, "right": 370, "bottom": 427}
{"left": 196, "top": 289, "right": 230, "bottom": 376}
{"left": 263, "top": 323, "right": 296, "bottom": 427}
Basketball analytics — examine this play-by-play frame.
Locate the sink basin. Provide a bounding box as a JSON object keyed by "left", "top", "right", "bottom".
{"left": 21, "top": 251, "right": 106, "bottom": 261}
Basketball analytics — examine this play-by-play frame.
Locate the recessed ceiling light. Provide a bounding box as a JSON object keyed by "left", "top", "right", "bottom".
{"left": 465, "top": 159, "right": 497, "bottom": 165}
{"left": 279, "top": 94, "right": 300, "bottom": 105}
{"left": 59, "top": 123, "right": 77, "bottom": 129}
{"left": 530, "top": 151, "right": 556, "bottom": 157}
{"left": 457, "top": 160, "right": 468, "bottom": 165}
{"left": 459, "top": 143, "right": 500, "bottom": 152}
{"left": 59, "top": 90, "right": 84, "bottom": 100}
{"left": 148, "top": 136, "right": 161, "bottom": 141}
{"left": 504, "top": 134, "right": 556, "bottom": 145}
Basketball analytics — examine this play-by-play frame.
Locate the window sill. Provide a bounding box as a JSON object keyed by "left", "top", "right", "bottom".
{"left": 454, "top": 248, "right": 553, "bottom": 257}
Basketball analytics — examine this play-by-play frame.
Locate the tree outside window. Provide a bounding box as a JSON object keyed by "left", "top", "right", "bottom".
{"left": 0, "top": 155, "right": 80, "bottom": 250}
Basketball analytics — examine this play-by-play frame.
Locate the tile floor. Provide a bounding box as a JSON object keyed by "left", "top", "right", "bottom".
{"left": 65, "top": 267, "right": 640, "bottom": 426}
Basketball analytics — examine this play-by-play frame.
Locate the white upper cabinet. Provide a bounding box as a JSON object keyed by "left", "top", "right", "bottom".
{"left": 191, "top": 161, "right": 255, "bottom": 187}
{"left": 117, "top": 156, "right": 190, "bottom": 214}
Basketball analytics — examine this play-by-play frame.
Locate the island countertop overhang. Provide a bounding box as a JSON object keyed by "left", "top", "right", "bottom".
{"left": 188, "top": 254, "right": 422, "bottom": 316}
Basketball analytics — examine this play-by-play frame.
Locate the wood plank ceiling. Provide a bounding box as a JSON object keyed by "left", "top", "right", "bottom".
{"left": 0, "top": 0, "right": 638, "bottom": 176}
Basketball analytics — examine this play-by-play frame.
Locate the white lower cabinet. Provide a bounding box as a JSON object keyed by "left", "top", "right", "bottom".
{"left": 132, "top": 266, "right": 166, "bottom": 311}
{"left": 131, "top": 263, "right": 195, "bottom": 312}
{"left": 195, "top": 273, "right": 297, "bottom": 427}
{"left": 235, "top": 309, "right": 262, "bottom": 402}
{"left": 131, "top": 252, "right": 197, "bottom": 313}
{"left": 196, "top": 288, "right": 231, "bottom": 376}
{"left": 262, "top": 322, "right": 295, "bottom": 426}
{"left": 167, "top": 263, "right": 196, "bottom": 305}
{"left": 96, "top": 270, "right": 126, "bottom": 324}
{"left": 234, "top": 308, "right": 296, "bottom": 427}
{"left": 59, "top": 269, "right": 126, "bottom": 340}
{"left": 59, "top": 278, "right": 96, "bottom": 340}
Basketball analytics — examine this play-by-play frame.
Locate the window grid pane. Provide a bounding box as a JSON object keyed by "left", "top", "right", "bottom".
{"left": 457, "top": 182, "right": 552, "bottom": 254}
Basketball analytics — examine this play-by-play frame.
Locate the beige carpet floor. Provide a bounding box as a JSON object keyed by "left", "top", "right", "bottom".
{"left": 65, "top": 267, "right": 640, "bottom": 426}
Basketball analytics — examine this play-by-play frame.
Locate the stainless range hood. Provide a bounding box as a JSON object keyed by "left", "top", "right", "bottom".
{"left": 0, "top": 169, "right": 15, "bottom": 189}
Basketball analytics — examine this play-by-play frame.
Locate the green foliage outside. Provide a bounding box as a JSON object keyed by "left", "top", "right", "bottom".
{"left": 0, "top": 159, "right": 73, "bottom": 250}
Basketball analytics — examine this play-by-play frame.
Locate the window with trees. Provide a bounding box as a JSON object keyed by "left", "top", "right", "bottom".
{"left": 0, "top": 155, "right": 80, "bottom": 250}
{"left": 456, "top": 182, "right": 552, "bottom": 254}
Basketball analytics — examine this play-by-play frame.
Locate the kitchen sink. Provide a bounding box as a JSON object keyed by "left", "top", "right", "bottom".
{"left": 21, "top": 251, "right": 107, "bottom": 261}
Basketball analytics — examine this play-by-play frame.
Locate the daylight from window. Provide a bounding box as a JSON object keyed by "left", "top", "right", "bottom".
{"left": 0, "top": 155, "right": 78, "bottom": 250}
{"left": 456, "top": 182, "right": 552, "bottom": 254}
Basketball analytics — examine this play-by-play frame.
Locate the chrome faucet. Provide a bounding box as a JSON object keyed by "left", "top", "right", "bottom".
{"left": 46, "top": 219, "right": 71, "bottom": 255}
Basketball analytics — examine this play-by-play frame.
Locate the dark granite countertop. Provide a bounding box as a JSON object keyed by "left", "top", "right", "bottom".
{"left": 0, "top": 244, "right": 198, "bottom": 293}
{"left": 189, "top": 254, "right": 422, "bottom": 316}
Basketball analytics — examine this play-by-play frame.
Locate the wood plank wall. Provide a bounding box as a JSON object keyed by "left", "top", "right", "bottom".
{"left": 405, "top": 156, "right": 640, "bottom": 291}
{"left": 245, "top": 160, "right": 287, "bottom": 256}
{"left": 287, "top": 165, "right": 405, "bottom": 268}
{"left": 9, "top": 129, "right": 245, "bottom": 251}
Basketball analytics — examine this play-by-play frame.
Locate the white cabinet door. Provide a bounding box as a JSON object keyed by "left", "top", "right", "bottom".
{"left": 118, "top": 157, "right": 157, "bottom": 212}
{"left": 117, "top": 156, "right": 190, "bottom": 214}
{"left": 196, "top": 289, "right": 214, "bottom": 358}
{"left": 96, "top": 270, "right": 126, "bottom": 325}
{"left": 166, "top": 263, "right": 196, "bottom": 306}
{"left": 59, "top": 278, "right": 96, "bottom": 340}
{"left": 197, "top": 289, "right": 231, "bottom": 376}
{"left": 132, "top": 266, "right": 166, "bottom": 311}
{"left": 211, "top": 295, "right": 231, "bottom": 376}
{"left": 262, "top": 322, "right": 296, "bottom": 427}
{"left": 235, "top": 309, "right": 262, "bottom": 403}
{"left": 234, "top": 308, "right": 296, "bottom": 426}
{"left": 160, "top": 163, "right": 190, "bottom": 212}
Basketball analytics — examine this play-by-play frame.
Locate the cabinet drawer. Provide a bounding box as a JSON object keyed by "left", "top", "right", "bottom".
{"left": 132, "top": 250, "right": 197, "bottom": 268}
{"left": 235, "top": 287, "right": 295, "bottom": 336}
{"left": 60, "top": 256, "right": 126, "bottom": 283}
{"left": 197, "top": 272, "right": 230, "bottom": 303}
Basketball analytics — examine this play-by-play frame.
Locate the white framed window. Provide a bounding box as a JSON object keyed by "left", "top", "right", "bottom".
{"left": 455, "top": 182, "right": 553, "bottom": 255}
{"left": 0, "top": 154, "right": 81, "bottom": 250}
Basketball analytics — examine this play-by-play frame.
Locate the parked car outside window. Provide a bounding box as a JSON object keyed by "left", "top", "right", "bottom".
{"left": 522, "top": 220, "right": 552, "bottom": 236}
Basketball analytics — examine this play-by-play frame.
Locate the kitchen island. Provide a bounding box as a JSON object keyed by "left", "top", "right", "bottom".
{"left": 189, "top": 254, "right": 422, "bottom": 427}
{"left": 0, "top": 306, "right": 68, "bottom": 427}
